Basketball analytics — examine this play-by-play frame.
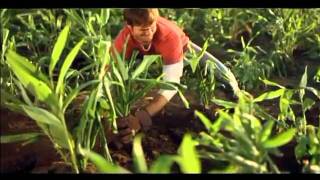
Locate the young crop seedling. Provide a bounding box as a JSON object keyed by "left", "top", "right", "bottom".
{"left": 1, "top": 24, "right": 100, "bottom": 173}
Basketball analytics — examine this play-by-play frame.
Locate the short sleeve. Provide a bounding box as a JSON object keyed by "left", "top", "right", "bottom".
{"left": 159, "top": 33, "right": 184, "bottom": 65}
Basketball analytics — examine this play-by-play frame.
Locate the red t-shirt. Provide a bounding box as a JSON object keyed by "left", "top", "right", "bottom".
{"left": 113, "top": 17, "right": 189, "bottom": 65}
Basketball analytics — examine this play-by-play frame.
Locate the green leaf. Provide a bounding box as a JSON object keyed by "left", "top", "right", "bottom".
{"left": 6, "top": 50, "right": 54, "bottom": 103}
{"left": 299, "top": 66, "right": 308, "bottom": 101}
{"left": 217, "top": 110, "right": 236, "bottom": 131}
{"left": 132, "top": 78, "right": 176, "bottom": 91}
{"left": 177, "top": 133, "right": 201, "bottom": 173}
{"left": 22, "top": 105, "right": 68, "bottom": 148}
{"left": 13, "top": 78, "right": 33, "bottom": 106}
{"left": 132, "top": 55, "right": 160, "bottom": 79}
{"left": 299, "top": 66, "right": 308, "bottom": 90}
{"left": 1, "top": 132, "right": 42, "bottom": 144}
{"left": 0, "top": 89, "right": 23, "bottom": 105}
{"left": 254, "top": 104, "right": 278, "bottom": 123}
{"left": 254, "top": 89, "right": 285, "bottom": 103}
{"left": 100, "top": 9, "right": 110, "bottom": 26}
{"left": 210, "top": 117, "right": 224, "bottom": 136}
{"left": 132, "top": 134, "right": 148, "bottom": 173}
{"left": 79, "top": 147, "right": 130, "bottom": 173}
{"left": 303, "top": 98, "right": 315, "bottom": 112}
{"left": 133, "top": 78, "right": 189, "bottom": 109}
{"left": 98, "top": 40, "right": 111, "bottom": 71}
{"left": 112, "top": 44, "right": 128, "bottom": 81}
{"left": 103, "top": 77, "right": 117, "bottom": 129}
{"left": 63, "top": 80, "right": 100, "bottom": 112}
{"left": 295, "top": 136, "right": 308, "bottom": 159}
{"left": 307, "top": 126, "right": 319, "bottom": 150}
{"left": 206, "top": 58, "right": 240, "bottom": 96}
{"left": 305, "top": 87, "right": 320, "bottom": 100}
{"left": 150, "top": 155, "right": 176, "bottom": 173}
{"left": 259, "top": 120, "right": 275, "bottom": 143}
{"left": 263, "top": 128, "right": 296, "bottom": 148}
{"left": 242, "top": 113, "right": 262, "bottom": 132}
{"left": 1, "top": 28, "right": 9, "bottom": 59}
{"left": 211, "top": 98, "right": 237, "bottom": 109}
{"left": 56, "top": 39, "right": 85, "bottom": 94}
{"left": 189, "top": 39, "right": 209, "bottom": 73}
{"left": 195, "top": 110, "right": 211, "bottom": 131}
{"left": 50, "top": 24, "right": 70, "bottom": 78}
{"left": 177, "top": 90, "right": 190, "bottom": 109}
{"left": 224, "top": 153, "right": 266, "bottom": 172}
{"left": 260, "top": 78, "right": 285, "bottom": 89}
{"left": 5, "top": 49, "right": 49, "bottom": 84}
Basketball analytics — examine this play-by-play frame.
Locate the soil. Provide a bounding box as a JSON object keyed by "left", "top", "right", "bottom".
{"left": 0, "top": 80, "right": 319, "bottom": 174}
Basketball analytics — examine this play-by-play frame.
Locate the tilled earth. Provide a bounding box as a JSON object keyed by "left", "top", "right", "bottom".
{"left": 1, "top": 88, "right": 318, "bottom": 173}
{"left": 0, "top": 102, "right": 207, "bottom": 173}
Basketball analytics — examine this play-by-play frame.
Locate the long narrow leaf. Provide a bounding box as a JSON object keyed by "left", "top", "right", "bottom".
{"left": 5, "top": 50, "right": 50, "bottom": 85}
{"left": 1, "top": 132, "right": 42, "bottom": 144}
{"left": 112, "top": 45, "right": 128, "bottom": 81}
{"left": 177, "top": 134, "right": 201, "bottom": 173}
{"left": 263, "top": 128, "right": 296, "bottom": 148}
{"left": 211, "top": 98, "right": 237, "bottom": 109}
{"left": 299, "top": 66, "right": 308, "bottom": 101}
{"left": 259, "top": 120, "right": 275, "bottom": 143}
{"left": 132, "top": 134, "right": 148, "bottom": 173}
{"left": 6, "top": 50, "right": 54, "bottom": 103}
{"left": 150, "top": 155, "right": 176, "bottom": 173}
{"left": 260, "top": 78, "right": 285, "bottom": 89}
{"left": 22, "top": 105, "right": 68, "bottom": 148}
{"left": 254, "top": 89, "right": 285, "bottom": 103}
{"left": 56, "top": 39, "right": 85, "bottom": 94}
{"left": 50, "top": 24, "right": 70, "bottom": 78}
{"left": 195, "top": 110, "right": 211, "bottom": 131}
{"left": 132, "top": 55, "right": 160, "bottom": 79}
{"left": 63, "top": 80, "right": 100, "bottom": 112}
{"left": 79, "top": 147, "right": 130, "bottom": 173}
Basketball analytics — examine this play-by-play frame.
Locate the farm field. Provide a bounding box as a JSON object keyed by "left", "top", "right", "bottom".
{"left": 1, "top": 9, "right": 319, "bottom": 173}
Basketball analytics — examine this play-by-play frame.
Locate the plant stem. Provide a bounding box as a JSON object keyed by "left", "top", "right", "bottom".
{"left": 266, "top": 154, "right": 280, "bottom": 173}
{"left": 60, "top": 113, "right": 79, "bottom": 173}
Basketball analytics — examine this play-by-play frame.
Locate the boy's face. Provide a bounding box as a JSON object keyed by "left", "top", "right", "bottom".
{"left": 129, "top": 21, "right": 157, "bottom": 46}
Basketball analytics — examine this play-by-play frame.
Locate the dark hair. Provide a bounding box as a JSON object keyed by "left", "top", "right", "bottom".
{"left": 123, "top": 8, "right": 159, "bottom": 26}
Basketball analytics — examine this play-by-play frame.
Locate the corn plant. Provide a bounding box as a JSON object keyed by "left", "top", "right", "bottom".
{"left": 228, "top": 35, "right": 273, "bottom": 90}
{"left": 268, "top": 9, "right": 320, "bottom": 77}
{"left": 72, "top": 39, "right": 116, "bottom": 168}
{"left": 195, "top": 91, "right": 297, "bottom": 173}
{"left": 1, "top": 24, "right": 97, "bottom": 173}
{"left": 255, "top": 67, "right": 319, "bottom": 135}
{"left": 2, "top": 9, "right": 67, "bottom": 65}
{"left": 183, "top": 40, "right": 215, "bottom": 108}
{"left": 1, "top": 9, "right": 77, "bottom": 107}
{"left": 1, "top": 9, "right": 21, "bottom": 96}
{"left": 104, "top": 40, "right": 189, "bottom": 131}
{"left": 183, "top": 39, "right": 240, "bottom": 110}
{"left": 252, "top": 67, "right": 319, "bottom": 173}
{"left": 62, "top": 9, "right": 111, "bottom": 78}
{"left": 295, "top": 125, "right": 320, "bottom": 173}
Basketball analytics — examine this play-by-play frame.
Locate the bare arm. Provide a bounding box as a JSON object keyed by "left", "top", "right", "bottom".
{"left": 144, "top": 60, "right": 184, "bottom": 117}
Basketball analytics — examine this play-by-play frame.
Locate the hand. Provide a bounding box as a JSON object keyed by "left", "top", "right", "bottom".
{"left": 116, "top": 109, "right": 152, "bottom": 144}
{"left": 116, "top": 114, "right": 141, "bottom": 144}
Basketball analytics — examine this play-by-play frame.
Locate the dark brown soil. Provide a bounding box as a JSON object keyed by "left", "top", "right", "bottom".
{"left": 0, "top": 108, "right": 60, "bottom": 173}
{"left": 0, "top": 84, "right": 318, "bottom": 173}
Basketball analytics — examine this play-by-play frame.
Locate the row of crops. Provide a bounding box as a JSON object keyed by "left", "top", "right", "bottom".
{"left": 0, "top": 9, "right": 319, "bottom": 173}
